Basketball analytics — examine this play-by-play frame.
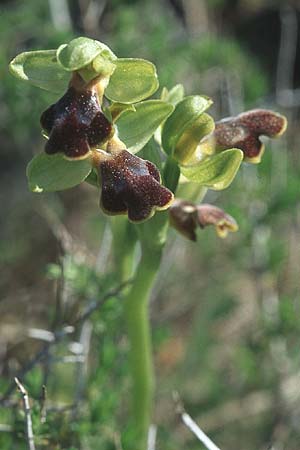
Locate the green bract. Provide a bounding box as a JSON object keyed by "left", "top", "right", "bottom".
{"left": 9, "top": 50, "right": 69, "bottom": 95}
{"left": 161, "top": 95, "right": 213, "bottom": 156}
{"left": 27, "top": 153, "right": 92, "bottom": 192}
{"left": 105, "top": 58, "right": 159, "bottom": 104}
{"left": 116, "top": 100, "right": 174, "bottom": 154}
{"left": 56, "top": 37, "right": 116, "bottom": 71}
{"left": 181, "top": 148, "right": 243, "bottom": 190}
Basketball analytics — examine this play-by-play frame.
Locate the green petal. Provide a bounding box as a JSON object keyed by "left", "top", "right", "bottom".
{"left": 105, "top": 58, "right": 159, "bottom": 104}
{"left": 27, "top": 153, "right": 92, "bottom": 192}
{"left": 9, "top": 50, "right": 70, "bottom": 94}
{"left": 161, "top": 95, "right": 213, "bottom": 156}
{"left": 174, "top": 113, "right": 215, "bottom": 164}
{"left": 116, "top": 100, "right": 174, "bottom": 154}
{"left": 57, "top": 37, "right": 116, "bottom": 71}
{"left": 181, "top": 148, "right": 243, "bottom": 190}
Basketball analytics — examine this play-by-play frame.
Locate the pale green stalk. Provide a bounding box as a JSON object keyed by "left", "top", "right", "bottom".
{"left": 124, "top": 248, "right": 162, "bottom": 450}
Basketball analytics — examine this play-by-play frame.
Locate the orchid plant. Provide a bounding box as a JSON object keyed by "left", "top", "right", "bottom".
{"left": 9, "top": 37, "right": 287, "bottom": 450}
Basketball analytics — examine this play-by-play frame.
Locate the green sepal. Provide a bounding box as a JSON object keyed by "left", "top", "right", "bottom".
{"left": 163, "top": 157, "right": 181, "bottom": 193}
{"left": 116, "top": 100, "right": 174, "bottom": 154}
{"left": 27, "top": 153, "right": 92, "bottom": 192}
{"left": 109, "top": 102, "right": 136, "bottom": 122}
{"left": 180, "top": 148, "right": 243, "bottom": 190}
{"left": 174, "top": 113, "right": 215, "bottom": 164}
{"left": 161, "top": 84, "right": 184, "bottom": 106}
{"left": 9, "top": 50, "right": 70, "bottom": 94}
{"left": 105, "top": 58, "right": 159, "bottom": 104}
{"left": 138, "top": 138, "right": 163, "bottom": 171}
{"left": 84, "top": 169, "right": 99, "bottom": 188}
{"left": 161, "top": 95, "right": 213, "bottom": 156}
{"left": 56, "top": 37, "right": 116, "bottom": 71}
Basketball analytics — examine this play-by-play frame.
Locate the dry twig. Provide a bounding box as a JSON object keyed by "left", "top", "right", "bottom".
{"left": 174, "top": 392, "right": 221, "bottom": 450}
{"left": 0, "top": 280, "right": 131, "bottom": 405}
{"left": 147, "top": 424, "right": 157, "bottom": 450}
{"left": 15, "top": 378, "right": 36, "bottom": 450}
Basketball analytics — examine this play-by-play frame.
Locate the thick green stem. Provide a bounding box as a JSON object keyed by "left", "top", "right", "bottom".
{"left": 124, "top": 249, "right": 162, "bottom": 450}
{"left": 111, "top": 216, "right": 137, "bottom": 281}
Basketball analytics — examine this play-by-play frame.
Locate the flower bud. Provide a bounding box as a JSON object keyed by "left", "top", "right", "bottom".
{"left": 169, "top": 199, "right": 238, "bottom": 240}
{"left": 207, "top": 109, "right": 287, "bottom": 163}
{"left": 97, "top": 148, "right": 174, "bottom": 222}
{"left": 169, "top": 199, "right": 198, "bottom": 241}
{"left": 40, "top": 78, "right": 113, "bottom": 159}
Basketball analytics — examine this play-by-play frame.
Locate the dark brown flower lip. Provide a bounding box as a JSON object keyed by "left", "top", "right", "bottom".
{"left": 40, "top": 84, "right": 113, "bottom": 160}
{"left": 169, "top": 199, "right": 238, "bottom": 241}
{"left": 210, "top": 109, "right": 287, "bottom": 163}
{"left": 97, "top": 149, "right": 174, "bottom": 223}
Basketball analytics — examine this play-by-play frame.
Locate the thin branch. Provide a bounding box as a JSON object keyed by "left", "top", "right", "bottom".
{"left": 147, "top": 424, "right": 157, "bottom": 450}
{"left": 0, "top": 424, "right": 12, "bottom": 432}
{"left": 276, "top": 5, "right": 298, "bottom": 104}
{"left": 40, "top": 385, "right": 47, "bottom": 424}
{"left": 73, "top": 278, "right": 132, "bottom": 326}
{"left": 0, "top": 280, "right": 131, "bottom": 405}
{"left": 15, "top": 378, "right": 36, "bottom": 450}
{"left": 48, "top": 0, "right": 71, "bottom": 31}
{"left": 95, "top": 222, "right": 113, "bottom": 274}
{"left": 174, "top": 392, "right": 221, "bottom": 450}
{"left": 72, "top": 320, "right": 93, "bottom": 419}
{"left": 181, "top": 412, "right": 221, "bottom": 450}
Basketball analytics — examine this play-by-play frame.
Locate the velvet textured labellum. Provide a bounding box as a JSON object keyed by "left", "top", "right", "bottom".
{"left": 97, "top": 149, "right": 174, "bottom": 222}
{"left": 40, "top": 83, "right": 113, "bottom": 159}
{"left": 208, "top": 109, "right": 287, "bottom": 163}
{"left": 169, "top": 199, "right": 238, "bottom": 241}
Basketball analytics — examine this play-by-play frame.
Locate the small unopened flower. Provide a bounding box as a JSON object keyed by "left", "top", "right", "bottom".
{"left": 95, "top": 140, "right": 174, "bottom": 222}
{"left": 40, "top": 75, "right": 113, "bottom": 159}
{"left": 169, "top": 199, "right": 238, "bottom": 241}
{"left": 205, "top": 109, "right": 287, "bottom": 163}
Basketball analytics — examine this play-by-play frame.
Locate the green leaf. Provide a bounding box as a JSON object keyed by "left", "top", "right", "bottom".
{"left": 27, "top": 153, "right": 92, "bottom": 192}
{"left": 161, "top": 95, "right": 213, "bottom": 156}
{"left": 105, "top": 58, "right": 159, "bottom": 104}
{"left": 9, "top": 50, "right": 69, "bottom": 94}
{"left": 174, "top": 113, "right": 215, "bottom": 164}
{"left": 161, "top": 84, "right": 184, "bottom": 106}
{"left": 57, "top": 37, "right": 116, "bottom": 71}
{"left": 181, "top": 149, "right": 243, "bottom": 190}
{"left": 116, "top": 100, "right": 174, "bottom": 154}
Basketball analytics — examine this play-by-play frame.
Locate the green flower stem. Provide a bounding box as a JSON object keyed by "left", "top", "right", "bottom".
{"left": 111, "top": 217, "right": 137, "bottom": 281}
{"left": 124, "top": 247, "right": 162, "bottom": 450}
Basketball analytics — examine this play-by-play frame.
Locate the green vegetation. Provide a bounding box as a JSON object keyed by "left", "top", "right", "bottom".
{"left": 1, "top": 1, "right": 299, "bottom": 450}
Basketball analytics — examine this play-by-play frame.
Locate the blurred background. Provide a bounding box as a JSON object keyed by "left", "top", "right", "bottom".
{"left": 1, "top": 0, "right": 300, "bottom": 449}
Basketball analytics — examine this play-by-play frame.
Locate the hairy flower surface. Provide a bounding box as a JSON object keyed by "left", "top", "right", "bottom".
{"left": 40, "top": 84, "right": 113, "bottom": 159}
{"left": 98, "top": 149, "right": 174, "bottom": 222}
{"left": 169, "top": 199, "right": 238, "bottom": 241}
{"left": 210, "top": 109, "right": 287, "bottom": 163}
